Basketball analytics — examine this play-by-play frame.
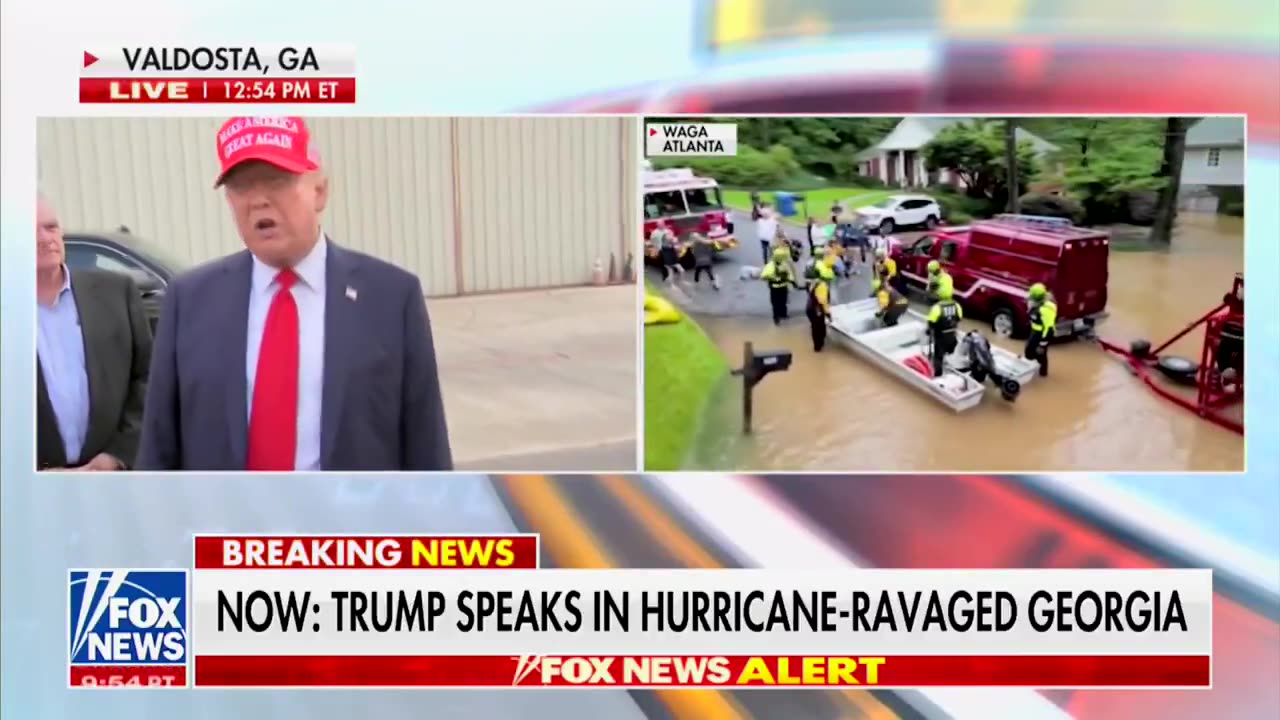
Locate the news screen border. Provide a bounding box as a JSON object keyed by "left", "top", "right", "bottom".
{"left": 65, "top": 534, "right": 1214, "bottom": 691}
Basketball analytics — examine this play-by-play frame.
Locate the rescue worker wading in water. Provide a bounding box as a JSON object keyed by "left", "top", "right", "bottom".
{"left": 926, "top": 284, "right": 963, "bottom": 378}
{"left": 760, "top": 245, "right": 800, "bottom": 325}
{"left": 805, "top": 257, "right": 836, "bottom": 351}
{"left": 1025, "top": 282, "right": 1058, "bottom": 377}
{"left": 872, "top": 278, "right": 909, "bottom": 327}
{"left": 926, "top": 260, "right": 953, "bottom": 303}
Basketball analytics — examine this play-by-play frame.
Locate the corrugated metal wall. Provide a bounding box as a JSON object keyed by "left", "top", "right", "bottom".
{"left": 37, "top": 116, "right": 638, "bottom": 297}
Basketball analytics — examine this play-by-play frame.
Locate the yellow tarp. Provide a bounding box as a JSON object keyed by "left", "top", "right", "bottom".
{"left": 644, "top": 292, "right": 683, "bottom": 326}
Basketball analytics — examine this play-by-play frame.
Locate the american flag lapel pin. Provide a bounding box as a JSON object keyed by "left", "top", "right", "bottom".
{"left": 345, "top": 286, "right": 358, "bottom": 301}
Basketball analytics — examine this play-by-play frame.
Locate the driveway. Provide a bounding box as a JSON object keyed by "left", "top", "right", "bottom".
{"left": 430, "top": 285, "right": 637, "bottom": 471}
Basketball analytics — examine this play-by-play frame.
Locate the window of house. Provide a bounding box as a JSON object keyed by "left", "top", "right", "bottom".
{"left": 1207, "top": 148, "right": 1221, "bottom": 167}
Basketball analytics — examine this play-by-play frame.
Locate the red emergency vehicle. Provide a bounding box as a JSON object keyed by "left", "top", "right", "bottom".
{"left": 891, "top": 214, "right": 1110, "bottom": 339}
{"left": 643, "top": 168, "right": 736, "bottom": 265}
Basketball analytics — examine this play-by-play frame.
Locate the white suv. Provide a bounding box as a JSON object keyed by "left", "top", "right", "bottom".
{"left": 854, "top": 194, "right": 942, "bottom": 235}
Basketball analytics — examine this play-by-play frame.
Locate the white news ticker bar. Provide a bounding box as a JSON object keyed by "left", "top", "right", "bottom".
{"left": 190, "top": 568, "right": 1212, "bottom": 658}
{"left": 648, "top": 474, "right": 1075, "bottom": 720}
{"left": 81, "top": 44, "right": 356, "bottom": 78}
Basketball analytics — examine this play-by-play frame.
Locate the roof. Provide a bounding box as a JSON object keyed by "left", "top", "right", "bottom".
{"left": 1185, "top": 117, "right": 1245, "bottom": 148}
{"left": 866, "top": 118, "right": 1058, "bottom": 155}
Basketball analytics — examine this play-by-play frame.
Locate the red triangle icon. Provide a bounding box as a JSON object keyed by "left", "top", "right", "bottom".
{"left": 84, "top": 51, "right": 99, "bottom": 68}
{"left": 649, "top": 128, "right": 657, "bottom": 136}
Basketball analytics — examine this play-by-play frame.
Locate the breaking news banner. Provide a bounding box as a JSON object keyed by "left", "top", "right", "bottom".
{"left": 67, "top": 535, "right": 1208, "bottom": 686}
{"left": 69, "top": 535, "right": 1214, "bottom": 690}
{"left": 646, "top": 122, "right": 738, "bottom": 157}
{"left": 78, "top": 44, "right": 357, "bottom": 104}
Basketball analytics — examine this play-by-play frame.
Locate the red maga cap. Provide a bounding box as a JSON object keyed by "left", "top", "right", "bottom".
{"left": 214, "top": 116, "right": 318, "bottom": 187}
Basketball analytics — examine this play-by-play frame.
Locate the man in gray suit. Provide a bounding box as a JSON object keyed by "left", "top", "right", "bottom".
{"left": 137, "top": 116, "right": 453, "bottom": 471}
{"left": 37, "top": 194, "right": 153, "bottom": 470}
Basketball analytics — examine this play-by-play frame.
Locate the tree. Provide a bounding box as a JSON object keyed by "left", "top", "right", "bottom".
{"left": 922, "top": 120, "right": 1039, "bottom": 203}
{"left": 1004, "top": 119, "right": 1020, "bottom": 213}
{"left": 1023, "top": 118, "right": 1166, "bottom": 224}
{"left": 1149, "top": 118, "right": 1190, "bottom": 244}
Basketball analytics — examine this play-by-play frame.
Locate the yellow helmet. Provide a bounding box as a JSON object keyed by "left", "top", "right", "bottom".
{"left": 871, "top": 279, "right": 882, "bottom": 292}
{"left": 936, "top": 284, "right": 954, "bottom": 301}
{"left": 772, "top": 246, "right": 790, "bottom": 260}
{"left": 927, "top": 260, "right": 941, "bottom": 274}
{"left": 1029, "top": 283, "right": 1047, "bottom": 299}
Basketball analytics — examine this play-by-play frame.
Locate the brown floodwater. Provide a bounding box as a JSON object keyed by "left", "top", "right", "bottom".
{"left": 689, "top": 214, "right": 1246, "bottom": 472}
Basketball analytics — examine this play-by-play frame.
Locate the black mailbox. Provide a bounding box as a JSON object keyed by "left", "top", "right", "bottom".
{"left": 730, "top": 342, "right": 793, "bottom": 434}
{"left": 749, "top": 350, "right": 791, "bottom": 383}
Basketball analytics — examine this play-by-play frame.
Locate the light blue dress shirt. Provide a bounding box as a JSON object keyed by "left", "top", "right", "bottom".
{"left": 245, "top": 235, "right": 327, "bottom": 471}
{"left": 37, "top": 266, "right": 91, "bottom": 464}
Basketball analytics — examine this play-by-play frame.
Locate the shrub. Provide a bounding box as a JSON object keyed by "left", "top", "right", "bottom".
{"left": 849, "top": 174, "right": 888, "bottom": 189}
{"left": 932, "top": 189, "right": 995, "bottom": 220}
{"left": 1222, "top": 201, "right": 1244, "bottom": 216}
{"left": 1018, "top": 192, "right": 1086, "bottom": 225}
{"left": 946, "top": 210, "right": 973, "bottom": 225}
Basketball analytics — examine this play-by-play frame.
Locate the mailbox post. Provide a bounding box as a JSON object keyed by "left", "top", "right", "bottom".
{"left": 729, "top": 341, "right": 792, "bottom": 434}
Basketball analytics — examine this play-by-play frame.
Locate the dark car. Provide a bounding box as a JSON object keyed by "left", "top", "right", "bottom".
{"left": 64, "top": 229, "right": 182, "bottom": 331}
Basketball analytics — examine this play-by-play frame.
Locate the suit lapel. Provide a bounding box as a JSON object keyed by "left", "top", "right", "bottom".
{"left": 35, "top": 362, "right": 68, "bottom": 467}
{"left": 221, "top": 253, "right": 254, "bottom": 467}
{"left": 321, "top": 241, "right": 357, "bottom": 467}
{"left": 71, "top": 271, "right": 110, "bottom": 458}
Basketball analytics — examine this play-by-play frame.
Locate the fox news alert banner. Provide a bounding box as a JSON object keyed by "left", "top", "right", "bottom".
{"left": 69, "top": 534, "right": 1211, "bottom": 690}
{"left": 78, "top": 44, "right": 356, "bottom": 104}
{"left": 646, "top": 122, "right": 738, "bottom": 157}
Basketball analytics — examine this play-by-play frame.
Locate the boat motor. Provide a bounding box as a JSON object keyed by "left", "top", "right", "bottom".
{"left": 958, "top": 331, "right": 1021, "bottom": 402}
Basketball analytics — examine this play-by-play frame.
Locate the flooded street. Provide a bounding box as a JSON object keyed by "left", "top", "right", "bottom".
{"left": 688, "top": 215, "right": 1245, "bottom": 472}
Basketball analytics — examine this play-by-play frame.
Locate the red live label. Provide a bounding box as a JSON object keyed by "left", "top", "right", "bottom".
{"left": 79, "top": 77, "right": 356, "bottom": 104}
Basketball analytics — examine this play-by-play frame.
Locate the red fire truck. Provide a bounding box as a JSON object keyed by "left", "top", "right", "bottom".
{"left": 643, "top": 168, "right": 736, "bottom": 265}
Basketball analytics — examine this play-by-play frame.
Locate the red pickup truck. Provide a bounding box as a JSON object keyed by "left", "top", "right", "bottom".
{"left": 891, "top": 214, "right": 1110, "bottom": 339}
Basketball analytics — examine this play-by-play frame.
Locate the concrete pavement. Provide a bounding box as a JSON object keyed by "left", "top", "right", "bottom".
{"left": 458, "top": 439, "right": 636, "bottom": 472}
{"left": 428, "top": 285, "right": 638, "bottom": 471}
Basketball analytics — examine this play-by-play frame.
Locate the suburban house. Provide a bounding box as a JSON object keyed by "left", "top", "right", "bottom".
{"left": 1179, "top": 117, "right": 1245, "bottom": 212}
{"left": 855, "top": 117, "right": 1059, "bottom": 189}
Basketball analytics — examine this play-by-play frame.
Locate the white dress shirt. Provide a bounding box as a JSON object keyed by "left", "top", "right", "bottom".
{"left": 245, "top": 233, "right": 327, "bottom": 471}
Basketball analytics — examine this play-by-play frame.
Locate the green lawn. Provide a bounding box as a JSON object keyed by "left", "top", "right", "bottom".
{"left": 644, "top": 286, "right": 729, "bottom": 471}
{"left": 721, "top": 188, "right": 899, "bottom": 219}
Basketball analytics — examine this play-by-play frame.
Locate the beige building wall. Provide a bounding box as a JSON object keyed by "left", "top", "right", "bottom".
{"left": 37, "top": 116, "right": 638, "bottom": 297}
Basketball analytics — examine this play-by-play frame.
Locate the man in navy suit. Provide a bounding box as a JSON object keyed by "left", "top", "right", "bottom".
{"left": 137, "top": 116, "right": 453, "bottom": 471}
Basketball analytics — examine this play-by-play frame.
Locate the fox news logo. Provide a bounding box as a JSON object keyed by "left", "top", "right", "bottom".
{"left": 68, "top": 570, "right": 188, "bottom": 688}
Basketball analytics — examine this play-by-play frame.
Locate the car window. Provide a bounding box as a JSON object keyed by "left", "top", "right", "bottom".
{"left": 66, "top": 242, "right": 156, "bottom": 282}
{"left": 685, "top": 187, "right": 723, "bottom": 213}
{"left": 940, "top": 241, "right": 959, "bottom": 263}
{"left": 645, "top": 191, "right": 687, "bottom": 219}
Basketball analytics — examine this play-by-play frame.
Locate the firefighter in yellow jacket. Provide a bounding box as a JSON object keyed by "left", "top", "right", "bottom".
{"left": 805, "top": 257, "right": 837, "bottom": 352}
{"left": 926, "top": 284, "right": 963, "bottom": 378}
{"left": 926, "top": 260, "right": 954, "bottom": 303}
{"left": 760, "top": 245, "right": 800, "bottom": 325}
{"left": 1025, "top": 282, "right": 1058, "bottom": 377}
{"left": 872, "top": 278, "right": 910, "bottom": 327}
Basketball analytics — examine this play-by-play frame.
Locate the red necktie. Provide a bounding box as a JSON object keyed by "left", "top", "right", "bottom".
{"left": 246, "top": 269, "right": 299, "bottom": 471}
